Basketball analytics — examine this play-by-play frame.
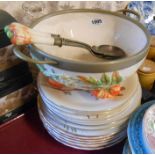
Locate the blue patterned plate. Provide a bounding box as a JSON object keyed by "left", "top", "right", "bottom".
{"left": 128, "top": 1, "right": 155, "bottom": 35}
{"left": 142, "top": 104, "right": 155, "bottom": 154}
{"left": 127, "top": 100, "right": 155, "bottom": 154}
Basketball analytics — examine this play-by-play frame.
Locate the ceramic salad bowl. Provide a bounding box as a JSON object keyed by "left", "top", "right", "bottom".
{"left": 12, "top": 9, "right": 150, "bottom": 98}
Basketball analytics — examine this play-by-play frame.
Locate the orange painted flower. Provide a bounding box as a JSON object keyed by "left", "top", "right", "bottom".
{"left": 91, "top": 89, "right": 113, "bottom": 99}
{"left": 109, "top": 85, "right": 122, "bottom": 96}
{"left": 91, "top": 84, "right": 125, "bottom": 99}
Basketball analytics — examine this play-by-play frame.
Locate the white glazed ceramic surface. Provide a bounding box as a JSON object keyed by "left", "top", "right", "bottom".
{"left": 33, "top": 12, "right": 147, "bottom": 60}
{"left": 38, "top": 72, "right": 139, "bottom": 112}
{"left": 143, "top": 104, "right": 155, "bottom": 153}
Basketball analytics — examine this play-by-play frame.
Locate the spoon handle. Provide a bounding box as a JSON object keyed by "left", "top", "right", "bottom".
{"left": 4, "top": 22, "right": 56, "bottom": 45}
{"left": 4, "top": 22, "right": 91, "bottom": 51}
{"left": 53, "top": 35, "right": 91, "bottom": 50}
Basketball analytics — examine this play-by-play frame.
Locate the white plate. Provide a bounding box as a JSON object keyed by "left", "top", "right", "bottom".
{"left": 39, "top": 109, "right": 126, "bottom": 142}
{"left": 40, "top": 115, "right": 126, "bottom": 150}
{"left": 40, "top": 87, "right": 136, "bottom": 118}
{"left": 39, "top": 108, "right": 126, "bottom": 142}
{"left": 49, "top": 129, "right": 126, "bottom": 149}
{"left": 40, "top": 100, "right": 129, "bottom": 131}
{"left": 39, "top": 106, "right": 126, "bottom": 137}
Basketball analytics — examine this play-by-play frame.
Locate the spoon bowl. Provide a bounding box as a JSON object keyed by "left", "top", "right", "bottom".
{"left": 91, "top": 45, "right": 126, "bottom": 59}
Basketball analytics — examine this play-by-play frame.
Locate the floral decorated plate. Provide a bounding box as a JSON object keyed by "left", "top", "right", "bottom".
{"left": 37, "top": 73, "right": 139, "bottom": 112}
{"left": 142, "top": 104, "right": 155, "bottom": 154}
{"left": 127, "top": 1, "right": 155, "bottom": 35}
{"left": 127, "top": 100, "right": 155, "bottom": 154}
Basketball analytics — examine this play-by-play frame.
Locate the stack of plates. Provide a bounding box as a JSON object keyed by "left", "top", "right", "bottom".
{"left": 123, "top": 100, "right": 155, "bottom": 154}
{"left": 37, "top": 73, "right": 142, "bottom": 150}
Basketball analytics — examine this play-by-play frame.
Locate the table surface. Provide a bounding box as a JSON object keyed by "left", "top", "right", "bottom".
{"left": 0, "top": 104, "right": 125, "bottom": 154}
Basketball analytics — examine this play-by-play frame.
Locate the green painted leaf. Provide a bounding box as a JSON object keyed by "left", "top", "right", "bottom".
{"left": 88, "top": 77, "right": 97, "bottom": 84}
{"left": 111, "top": 76, "right": 117, "bottom": 85}
{"left": 100, "top": 73, "right": 111, "bottom": 85}
{"left": 104, "top": 74, "right": 111, "bottom": 85}
{"left": 111, "top": 80, "right": 117, "bottom": 85}
{"left": 97, "top": 80, "right": 103, "bottom": 86}
{"left": 117, "top": 76, "right": 123, "bottom": 83}
{"left": 100, "top": 74, "right": 106, "bottom": 83}
{"left": 111, "top": 72, "right": 123, "bottom": 84}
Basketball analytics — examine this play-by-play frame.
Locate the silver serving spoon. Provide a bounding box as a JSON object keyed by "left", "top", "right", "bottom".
{"left": 5, "top": 22, "right": 126, "bottom": 60}
{"left": 53, "top": 34, "right": 126, "bottom": 59}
